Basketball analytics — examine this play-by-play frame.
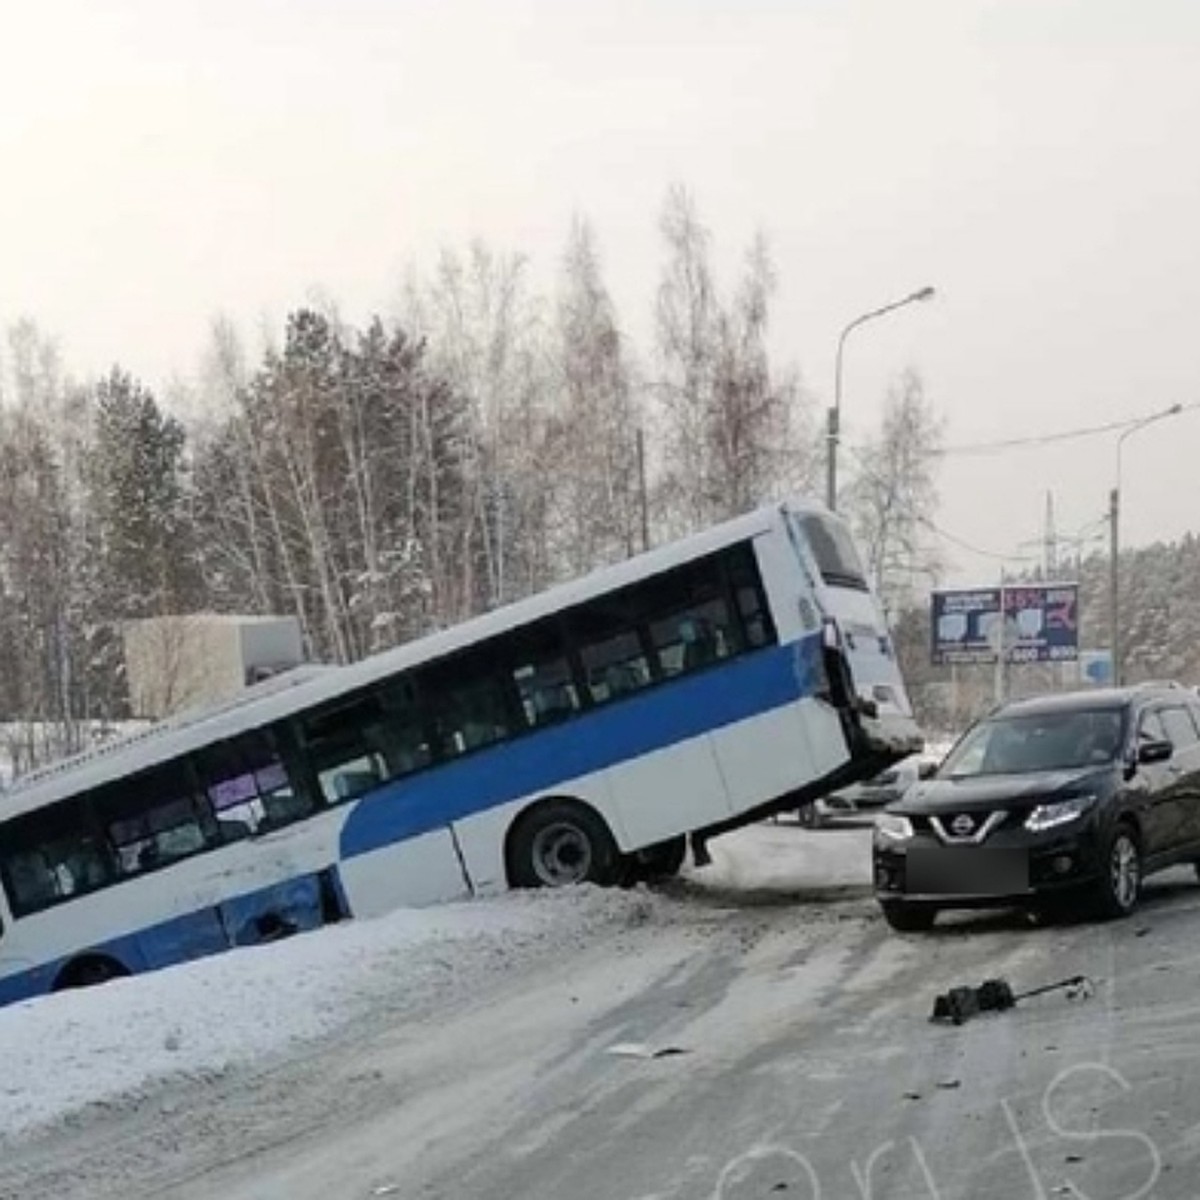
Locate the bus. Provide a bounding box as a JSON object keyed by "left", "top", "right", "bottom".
{"left": 0, "top": 498, "right": 920, "bottom": 1003}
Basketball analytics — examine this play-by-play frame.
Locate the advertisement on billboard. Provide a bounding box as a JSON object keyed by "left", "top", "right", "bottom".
{"left": 931, "top": 583, "right": 1079, "bottom": 665}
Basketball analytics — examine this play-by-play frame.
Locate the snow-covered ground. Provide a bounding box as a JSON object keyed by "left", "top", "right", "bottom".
{"left": 686, "top": 817, "right": 873, "bottom": 893}
{"left": 0, "top": 821, "right": 873, "bottom": 1142}
{"left": 0, "top": 886, "right": 665, "bottom": 1136}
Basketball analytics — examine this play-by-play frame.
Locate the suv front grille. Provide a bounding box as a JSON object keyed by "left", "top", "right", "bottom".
{"left": 928, "top": 810, "right": 1008, "bottom": 845}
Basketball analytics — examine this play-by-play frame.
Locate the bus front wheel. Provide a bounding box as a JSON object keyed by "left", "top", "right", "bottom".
{"left": 508, "top": 800, "right": 623, "bottom": 889}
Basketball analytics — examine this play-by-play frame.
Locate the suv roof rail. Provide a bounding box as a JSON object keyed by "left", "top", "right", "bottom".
{"left": 1132, "top": 679, "right": 1185, "bottom": 691}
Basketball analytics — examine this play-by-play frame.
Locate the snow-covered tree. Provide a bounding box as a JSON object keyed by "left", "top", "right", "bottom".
{"left": 550, "top": 217, "right": 643, "bottom": 573}
{"left": 85, "top": 367, "right": 195, "bottom": 619}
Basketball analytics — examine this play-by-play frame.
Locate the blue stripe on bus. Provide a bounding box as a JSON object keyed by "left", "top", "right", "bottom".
{"left": 0, "top": 872, "right": 336, "bottom": 1006}
{"left": 339, "top": 634, "right": 825, "bottom": 861}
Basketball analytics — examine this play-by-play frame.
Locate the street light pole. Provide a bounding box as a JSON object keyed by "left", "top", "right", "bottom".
{"left": 1109, "top": 403, "right": 1183, "bottom": 686}
{"left": 826, "top": 286, "right": 936, "bottom": 511}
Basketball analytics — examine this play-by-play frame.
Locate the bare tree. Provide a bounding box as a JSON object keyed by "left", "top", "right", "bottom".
{"left": 706, "top": 232, "right": 813, "bottom": 515}
{"left": 845, "top": 369, "right": 944, "bottom": 617}
{"left": 654, "top": 189, "right": 813, "bottom": 531}
{"left": 654, "top": 185, "right": 718, "bottom": 532}
{"left": 417, "top": 242, "right": 556, "bottom": 608}
{"left": 550, "top": 216, "right": 642, "bottom": 573}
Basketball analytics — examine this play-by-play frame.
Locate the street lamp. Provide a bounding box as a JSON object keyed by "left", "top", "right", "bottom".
{"left": 826, "top": 286, "right": 936, "bottom": 511}
{"left": 1109, "top": 403, "right": 1183, "bottom": 686}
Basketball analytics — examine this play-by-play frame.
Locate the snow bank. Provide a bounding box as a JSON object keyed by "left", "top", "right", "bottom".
{"left": 689, "top": 821, "right": 873, "bottom": 893}
{"left": 0, "top": 886, "right": 659, "bottom": 1137}
{"left": 0, "top": 822, "right": 871, "bottom": 1139}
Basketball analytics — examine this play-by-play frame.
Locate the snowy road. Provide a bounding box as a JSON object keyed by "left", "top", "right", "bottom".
{"left": 4, "top": 821, "right": 1200, "bottom": 1198}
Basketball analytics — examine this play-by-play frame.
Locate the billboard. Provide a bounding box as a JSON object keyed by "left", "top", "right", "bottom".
{"left": 931, "top": 583, "right": 1079, "bottom": 666}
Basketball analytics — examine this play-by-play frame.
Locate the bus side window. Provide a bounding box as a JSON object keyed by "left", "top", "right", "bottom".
{"left": 194, "top": 729, "right": 310, "bottom": 837}
{"left": 0, "top": 797, "right": 112, "bottom": 915}
{"left": 422, "top": 653, "right": 513, "bottom": 759}
{"left": 378, "top": 678, "right": 434, "bottom": 775}
{"left": 299, "top": 693, "right": 393, "bottom": 805}
{"left": 570, "top": 596, "right": 652, "bottom": 706}
{"left": 93, "top": 766, "right": 215, "bottom": 879}
{"left": 509, "top": 622, "right": 581, "bottom": 729}
{"left": 723, "top": 544, "right": 775, "bottom": 648}
{"left": 644, "top": 559, "right": 740, "bottom": 679}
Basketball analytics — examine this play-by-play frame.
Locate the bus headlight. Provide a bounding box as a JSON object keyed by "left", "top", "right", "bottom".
{"left": 1025, "top": 795, "right": 1097, "bottom": 832}
{"left": 875, "top": 813, "right": 914, "bottom": 842}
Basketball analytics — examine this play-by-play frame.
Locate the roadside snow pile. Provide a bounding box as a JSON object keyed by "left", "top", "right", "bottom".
{"left": 0, "top": 885, "right": 661, "bottom": 1137}
{"left": 690, "top": 821, "right": 873, "bottom": 893}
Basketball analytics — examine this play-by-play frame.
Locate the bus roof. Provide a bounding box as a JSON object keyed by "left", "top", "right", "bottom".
{"left": 0, "top": 500, "right": 806, "bottom": 822}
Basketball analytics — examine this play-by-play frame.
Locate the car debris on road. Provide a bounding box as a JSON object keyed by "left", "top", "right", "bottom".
{"left": 930, "top": 974, "right": 1093, "bottom": 1024}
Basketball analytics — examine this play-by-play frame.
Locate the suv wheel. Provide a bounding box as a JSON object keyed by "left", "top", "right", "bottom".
{"left": 1091, "top": 824, "right": 1142, "bottom": 919}
{"left": 880, "top": 902, "right": 936, "bottom": 932}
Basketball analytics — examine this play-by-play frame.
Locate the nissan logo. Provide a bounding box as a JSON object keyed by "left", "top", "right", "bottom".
{"left": 951, "top": 814, "right": 976, "bottom": 837}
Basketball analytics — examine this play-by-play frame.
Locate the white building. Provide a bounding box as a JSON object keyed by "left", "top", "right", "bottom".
{"left": 123, "top": 615, "right": 307, "bottom": 719}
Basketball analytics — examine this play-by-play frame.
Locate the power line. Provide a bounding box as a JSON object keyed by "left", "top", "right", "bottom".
{"left": 923, "top": 516, "right": 1039, "bottom": 563}
{"left": 843, "top": 406, "right": 1198, "bottom": 566}
{"left": 840, "top": 443, "right": 1039, "bottom": 564}
{"left": 938, "top": 403, "right": 1200, "bottom": 458}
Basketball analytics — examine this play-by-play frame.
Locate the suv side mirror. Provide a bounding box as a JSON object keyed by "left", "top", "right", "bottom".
{"left": 1138, "top": 739, "right": 1174, "bottom": 765}
{"left": 918, "top": 760, "right": 938, "bottom": 781}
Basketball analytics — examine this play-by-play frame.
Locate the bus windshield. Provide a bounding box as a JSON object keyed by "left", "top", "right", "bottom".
{"left": 799, "top": 514, "right": 869, "bottom": 590}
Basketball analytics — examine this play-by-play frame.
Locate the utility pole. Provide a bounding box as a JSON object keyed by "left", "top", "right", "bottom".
{"left": 1043, "top": 491, "right": 1058, "bottom": 578}
{"left": 636, "top": 427, "right": 650, "bottom": 553}
{"left": 1044, "top": 491, "right": 1061, "bottom": 691}
{"left": 993, "top": 571, "right": 1009, "bottom": 704}
{"left": 826, "top": 286, "right": 936, "bottom": 511}
{"left": 1109, "top": 486, "right": 1120, "bottom": 687}
{"left": 1110, "top": 403, "right": 1183, "bottom": 687}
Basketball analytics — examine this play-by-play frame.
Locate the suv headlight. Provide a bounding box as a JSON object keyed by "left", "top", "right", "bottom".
{"left": 1025, "top": 795, "right": 1097, "bottom": 832}
{"left": 875, "top": 813, "right": 914, "bottom": 841}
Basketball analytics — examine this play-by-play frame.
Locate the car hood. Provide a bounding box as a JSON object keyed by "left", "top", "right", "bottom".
{"left": 894, "top": 766, "right": 1114, "bottom": 815}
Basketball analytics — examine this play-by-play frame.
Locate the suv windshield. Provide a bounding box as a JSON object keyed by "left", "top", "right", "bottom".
{"left": 940, "top": 708, "right": 1126, "bottom": 778}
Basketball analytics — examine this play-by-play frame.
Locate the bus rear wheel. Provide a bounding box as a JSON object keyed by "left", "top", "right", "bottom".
{"left": 508, "top": 800, "right": 622, "bottom": 889}
{"left": 54, "top": 954, "right": 130, "bottom": 991}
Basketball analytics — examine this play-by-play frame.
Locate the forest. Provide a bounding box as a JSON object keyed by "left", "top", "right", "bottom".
{"left": 0, "top": 187, "right": 958, "bottom": 774}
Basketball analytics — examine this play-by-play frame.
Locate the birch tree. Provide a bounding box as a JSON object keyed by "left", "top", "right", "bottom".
{"left": 655, "top": 187, "right": 810, "bottom": 531}
{"left": 416, "top": 242, "right": 555, "bottom": 608}
{"left": 845, "top": 369, "right": 944, "bottom": 617}
{"left": 550, "top": 217, "right": 642, "bottom": 573}
{"left": 654, "top": 185, "right": 717, "bottom": 532}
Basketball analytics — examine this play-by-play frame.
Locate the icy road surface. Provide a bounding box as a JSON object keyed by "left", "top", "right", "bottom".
{"left": 3, "top": 820, "right": 1200, "bottom": 1199}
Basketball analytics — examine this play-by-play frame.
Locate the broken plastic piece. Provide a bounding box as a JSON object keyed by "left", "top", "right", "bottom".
{"left": 607, "top": 1042, "right": 690, "bottom": 1060}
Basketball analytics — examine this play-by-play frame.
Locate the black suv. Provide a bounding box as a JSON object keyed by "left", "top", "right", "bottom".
{"left": 873, "top": 685, "right": 1200, "bottom": 931}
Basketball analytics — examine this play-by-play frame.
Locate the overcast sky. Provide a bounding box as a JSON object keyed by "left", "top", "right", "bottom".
{"left": 2, "top": 0, "right": 1198, "bottom": 584}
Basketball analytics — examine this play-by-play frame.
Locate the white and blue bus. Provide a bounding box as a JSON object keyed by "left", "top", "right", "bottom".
{"left": 0, "top": 499, "right": 919, "bottom": 1003}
